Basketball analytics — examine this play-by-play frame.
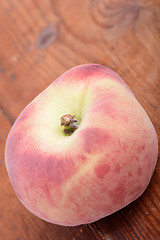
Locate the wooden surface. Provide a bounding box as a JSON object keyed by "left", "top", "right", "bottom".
{"left": 0, "top": 0, "right": 160, "bottom": 239}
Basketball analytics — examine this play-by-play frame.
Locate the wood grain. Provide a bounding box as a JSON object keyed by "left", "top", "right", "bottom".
{"left": 0, "top": 0, "right": 160, "bottom": 239}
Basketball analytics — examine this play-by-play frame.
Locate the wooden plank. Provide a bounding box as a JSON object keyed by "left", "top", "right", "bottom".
{"left": 0, "top": 0, "right": 159, "bottom": 239}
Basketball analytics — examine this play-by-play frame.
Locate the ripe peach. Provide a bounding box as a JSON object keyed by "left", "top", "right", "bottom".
{"left": 5, "top": 64, "right": 158, "bottom": 226}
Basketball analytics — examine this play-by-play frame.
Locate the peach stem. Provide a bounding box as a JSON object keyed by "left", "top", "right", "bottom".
{"left": 60, "top": 114, "right": 78, "bottom": 135}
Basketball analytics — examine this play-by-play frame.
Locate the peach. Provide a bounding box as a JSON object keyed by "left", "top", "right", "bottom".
{"left": 5, "top": 64, "right": 158, "bottom": 226}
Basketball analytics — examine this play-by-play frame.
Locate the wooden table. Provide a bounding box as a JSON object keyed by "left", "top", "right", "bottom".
{"left": 0, "top": 1, "right": 160, "bottom": 239}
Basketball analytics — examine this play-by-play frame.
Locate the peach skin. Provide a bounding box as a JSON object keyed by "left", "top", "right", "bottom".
{"left": 5, "top": 64, "right": 158, "bottom": 226}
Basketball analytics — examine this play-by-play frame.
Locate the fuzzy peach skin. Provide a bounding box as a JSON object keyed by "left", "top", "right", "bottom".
{"left": 5, "top": 64, "right": 158, "bottom": 226}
